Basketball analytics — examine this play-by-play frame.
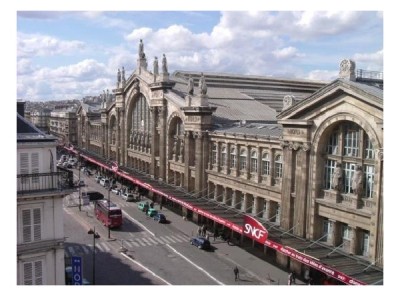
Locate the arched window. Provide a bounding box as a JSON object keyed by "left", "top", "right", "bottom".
{"left": 239, "top": 148, "right": 247, "bottom": 170}
{"left": 230, "top": 146, "right": 237, "bottom": 168}
{"left": 221, "top": 146, "right": 227, "bottom": 167}
{"left": 274, "top": 154, "right": 282, "bottom": 178}
{"left": 250, "top": 150, "right": 258, "bottom": 173}
{"left": 262, "top": 152, "right": 270, "bottom": 175}
{"left": 323, "top": 122, "right": 375, "bottom": 198}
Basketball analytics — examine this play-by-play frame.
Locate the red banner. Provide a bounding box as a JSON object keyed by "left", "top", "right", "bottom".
{"left": 264, "top": 240, "right": 365, "bottom": 285}
{"left": 243, "top": 215, "right": 268, "bottom": 244}
{"left": 64, "top": 146, "right": 366, "bottom": 285}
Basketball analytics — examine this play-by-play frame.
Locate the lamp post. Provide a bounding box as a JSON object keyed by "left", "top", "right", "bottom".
{"left": 108, "top": 186, "right": 111, "bottom": 239}
{"left": 78, "top": 152, "right": 81, "bottom": 211}
{"left": 88, "top": 227, "right": 100, "bottom": 285}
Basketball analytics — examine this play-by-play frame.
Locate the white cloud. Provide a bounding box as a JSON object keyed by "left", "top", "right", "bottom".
{"left": 272, "top": 47, "right": 304, "bottom": 60}
{"left": 306, "top": 69, "right": 337, "bottom": 81}
{"left": 353, "top": 49, "right": 383, "bottom": 70}
{"left": 17, "top": 32, "right": 85, "bottom": 58}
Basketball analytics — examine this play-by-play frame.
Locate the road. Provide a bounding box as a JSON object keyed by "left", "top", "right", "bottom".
{"left": 63, "top": 168, "right": 277, "bottom": 285}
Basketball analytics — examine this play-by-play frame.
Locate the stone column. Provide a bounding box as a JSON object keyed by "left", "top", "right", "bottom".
{"left": 202, "top": 132, "right": 209, "bottom": 196}
{"left": 257, "top": 147, "right": 262, "bottom": 183}
{"left": 348, "top": 226, "right": 360, "bottom": 255}
{"left": 327, "top": 220, "right": 341, "bottom": 247}
{"left": 280, "top": 143, "right": 294, "bottom": 230}
{"left": 222, "top": 187, "right": 227, "bottom": 204}
{"left": 241, "top": 193, "right": 249, "bottom": 212}
{"left": 100, "top": 124, "right": 105, "bottom": 156}
{"left": 194, "top": 131, "right": 204, "bottom": 194}
{"left": 150, "top": 107, "right": 158, "bottom": 178}
{"left": 183, "top": 131, "right": 191, "bottom": 190}
{"left": 158, "top": 106, "right": 166, "bottom": 180}
{"left": 269, "top": 201, "right": 279, "bottom": 222}
{"left": 120, "top": 108, "right": 126, "bottom": 166}
{"left": 226, "top": 142, "right": 231, "bottom": 174}
{"left": 293, "top": 143, "right": 310, "bottom": 237}
{"left": 231, "top": 190, "right": 238, "bottom": 208}
{"left": 253, "top": 196, "right": 262, "bottom": 216}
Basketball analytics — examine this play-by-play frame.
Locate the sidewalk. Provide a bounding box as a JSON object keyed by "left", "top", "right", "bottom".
{"left": 159, "top": 203, "right": 304, "bottom": 285}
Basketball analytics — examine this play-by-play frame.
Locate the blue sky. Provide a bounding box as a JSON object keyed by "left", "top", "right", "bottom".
{"left": 16, "top": 9, "right": 383, "bottom": 101}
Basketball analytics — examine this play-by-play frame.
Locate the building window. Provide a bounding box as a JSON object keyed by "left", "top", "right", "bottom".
{"left": 364, "top": 134, "right": 375, "bottom": 160}
{"left": 21, "top": 208, "right": 42, "bottom": 243}
{"left": 274, "top": 154, "right": 282, "bottom": 178}
{"left": 361, "top": 231, "right": 370, "bottom": 257}
{"left": 323, "top": 122, "right": 376, "bottom": 198}
{"left": 230, "top": 146, "right": 237, "bottom": 168}
{"left": 363, "top": 165, "right": 375, "bottom": 198}
{"left": 322, "top": 220, "right": 332, "bottom": 242}
{"left": 342, "top": 224, "right": 351, "bottom": 240}
{"left": 239, "top": 148, "right": 247, "bottom": 171}
{"left": 343, "top": 123, "right": 360, "bottom": 157}
{"left": 250, "top": 150, "right": 258, "bottom": 173}
{"left": 324, "top": 160, "right": 336, "bottom": 189}
{"left": 211, "top": 143, "right": 217, "bottom": 166}
{"left": 221, "top": 146, "right": 227, "bottom": 167}
{"left": 326, "top": 131, "right": 339, "bottom": 155}
{"left": 343, "top": 162, "right": 356, "bottom": 193}
{"left": 261, "top": 152, "right": 270, "bottom": 175}
{"left": 23, "top": 259, "right": 44, "bottom": 285}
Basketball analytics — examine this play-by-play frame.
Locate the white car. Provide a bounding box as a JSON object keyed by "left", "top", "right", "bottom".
{"left": 111, "top": 187, "right": 121, "bottom": 195}
{"left": 121, "top": 193, "right": 135, "bottom": 202}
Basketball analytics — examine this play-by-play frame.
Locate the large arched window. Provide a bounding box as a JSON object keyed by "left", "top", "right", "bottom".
{"left": 250, "top": 150, "right": 258, "bottom": 173}
{"left": 262, "top": 152, "right": 270, "bottom": 175}
{"left": 323, "top": 122, "right": 375, "bottom": 198}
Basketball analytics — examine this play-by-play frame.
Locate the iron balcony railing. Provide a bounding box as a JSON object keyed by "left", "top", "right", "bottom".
{"left": 17, "top": 170, "right": 74, "bottom": 195}
{"left": 356, "top": 69, "right": 383, "bottom": 80}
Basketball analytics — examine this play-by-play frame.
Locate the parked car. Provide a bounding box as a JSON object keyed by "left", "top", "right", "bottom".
{"left": 95, "top": 175, "right": 103, "bottom": 183}
{"left": 75, "top": 180, "right": 85, "bottom": 187}
{"left": 153, "top": 213, "right": 167, "bottom": 223}
{"left": 190, "top": 237, "right": 211, "bottom": 250}
{"left": 137, "top": 201, "right": 150, "bottom": 212}
{"left": 146, "top": 208, "right": 158, "bottom": 217}
{"left": 82, "top": 191, "right": 104, "bottom": 201}
{"left": 111, "top": 187, "right": 121, "bottom": 195}
{"left": 121, "top": 193, "right": 135, "bottom": 202}
{"left": 99, "top": 178, "right": 110, "bottom": 188}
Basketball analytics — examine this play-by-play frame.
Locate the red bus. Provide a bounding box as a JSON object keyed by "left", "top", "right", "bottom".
{"left": 95, "top": 200, "right": 122, "bottom": 228}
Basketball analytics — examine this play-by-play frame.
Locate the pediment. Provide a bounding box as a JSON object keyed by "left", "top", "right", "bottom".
{"left": 277, "top": 79, "right": 383, "bottom": 122}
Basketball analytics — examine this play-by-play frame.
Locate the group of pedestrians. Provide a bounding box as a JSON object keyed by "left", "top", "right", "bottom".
{"left": 197, "top": 224, "right": 208, "bottom": 238}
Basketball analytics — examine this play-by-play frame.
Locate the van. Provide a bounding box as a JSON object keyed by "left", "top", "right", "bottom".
{"left": 82, "top": 191, "right": 104, "bottom": 201}
{"left": 100, "top": 178, "right": 110, "bottom": 188}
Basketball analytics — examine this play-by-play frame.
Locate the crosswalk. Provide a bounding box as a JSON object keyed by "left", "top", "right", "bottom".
{"left": 64, "top": 233, "right": 189, "bottom": 258}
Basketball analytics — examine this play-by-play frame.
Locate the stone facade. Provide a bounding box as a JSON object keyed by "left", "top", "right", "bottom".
{"left": 76, "top": 42, "right": 384, "bottom": 269}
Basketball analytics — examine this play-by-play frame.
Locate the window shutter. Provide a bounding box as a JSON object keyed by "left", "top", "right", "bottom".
{"left": 34, "top": 260, "right": 43, "bottom": 285}
{"left": 31, "top": 153, "right": 40, "bottom": 184}
{"left": 20, "top": 153, "right": 29, "bottom": 174}
{"left": 33, "top": 208, "right": 41, "bottom": 241}
{"left": 23, "top": 262, "right": 33, "bottom": 285}
{"left": 22, "top": 209, "right": 32, "bottom": 243}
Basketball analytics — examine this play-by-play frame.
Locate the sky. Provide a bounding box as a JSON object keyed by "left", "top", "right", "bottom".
{"left": 16, "top": 9, "right": 383, "bottom": 101}
{"left": 4, "top": 0, "right": 398, "bottom": 298}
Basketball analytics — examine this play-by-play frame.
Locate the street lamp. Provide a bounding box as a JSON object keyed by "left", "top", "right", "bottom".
{"left": 88, "top": 227, "right": 100, "bottom": 285}
{"left": 108, "top": 186, "right": 111, "bottom": 239}
{"left": 78, "top": 152, "right": 81, "bottom": 211}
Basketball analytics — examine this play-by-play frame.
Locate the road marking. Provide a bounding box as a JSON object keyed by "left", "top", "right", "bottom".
{"left": 153, "top": 237, "right": 165, "bottom": 244}
{"left": 127, "top": 240, "right": 140, "bottom": 247}
{"left": 81, "top": 245, "right": 91, "bottom": 254}
{"left": 170, "top": 235, "right": 185, "bottom": 242}
{"left": 166, "top": 244, "right": 225, "bottom": 285}
{"left": 101, "top": 242, "right": 111, "bottom": 251}
{"left": 120, "top": 252, "right": 171, "bottom": 285}
{"left": 177, "top": 234, "right": 189, "bottom": 241}
{"left": 135, "top": 239, "right": 147, "bottom": 247}
{"left": 159, "top": 236, "right": 171, "bottom": 244}
{"left": 122, "top": 211, "right": 155, "bottom": 237}
{"left": 163, "top": 236, "right": 177, "bottom": 243}
{"left": 145, "top": 237, "right": 158, "bottom": 245}
{"left": 141, "top": 238, "right": 153, "bottom": 246}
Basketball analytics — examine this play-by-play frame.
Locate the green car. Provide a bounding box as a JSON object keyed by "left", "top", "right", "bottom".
{"left": 147, "top": 208, "right": 158, "bottom": 217}
{"left": 137, "top": 202, "right": 149, "bottom": 211}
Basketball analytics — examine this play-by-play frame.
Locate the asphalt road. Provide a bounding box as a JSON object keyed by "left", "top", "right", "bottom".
{"left": 64, "top": 168, "right": 274, "bottom": 285}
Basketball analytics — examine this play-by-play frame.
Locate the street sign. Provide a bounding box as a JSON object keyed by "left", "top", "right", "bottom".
{"left": 71, "top": 256, "right": 82, "bottom": 285}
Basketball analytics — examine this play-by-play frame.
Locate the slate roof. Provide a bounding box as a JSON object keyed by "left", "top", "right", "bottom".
{"left": 213, "top": 122, "right": 282, "bottom": 138}
{"left": 17, "top": 113, "right": 57, "bottom": 142}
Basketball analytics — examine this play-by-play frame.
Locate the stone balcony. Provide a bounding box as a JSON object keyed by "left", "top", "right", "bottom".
{"left": 321, "top": 189, "right": 375, "bottom": 212}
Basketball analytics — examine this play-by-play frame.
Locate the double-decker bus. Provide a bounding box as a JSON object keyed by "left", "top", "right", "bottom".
{"left": 94, "top": 200, "right": 122, "bottom": 228}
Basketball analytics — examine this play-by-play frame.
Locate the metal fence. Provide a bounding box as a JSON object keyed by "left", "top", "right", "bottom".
{"left": 17, "top": 170, "right": 74, "bottom": 194}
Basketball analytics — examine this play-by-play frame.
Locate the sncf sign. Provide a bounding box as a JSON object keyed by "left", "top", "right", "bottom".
{"left": 243, "top": 215, "right": 268, "bottom": 244}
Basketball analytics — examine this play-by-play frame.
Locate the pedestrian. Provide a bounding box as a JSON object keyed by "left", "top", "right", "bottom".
{"left": 288, "top": 272, "right": 295, "bottom": 285}
{"left": 201, "top": 224, "right": 207, "bottom": 237}
{"left": 213, "top": 228, "right": 218, "bottom": 241}
{"left": 234, "top": 266, "right": 239, "bottom": 281}
{"left": 292, "top": 271, "right": 296, "bottom": 285}
{"left": 197, "top": 226, "right": 202, "bottom": 236}
{"left": 205, "top": 234, "right": 209, "bottom": 240}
